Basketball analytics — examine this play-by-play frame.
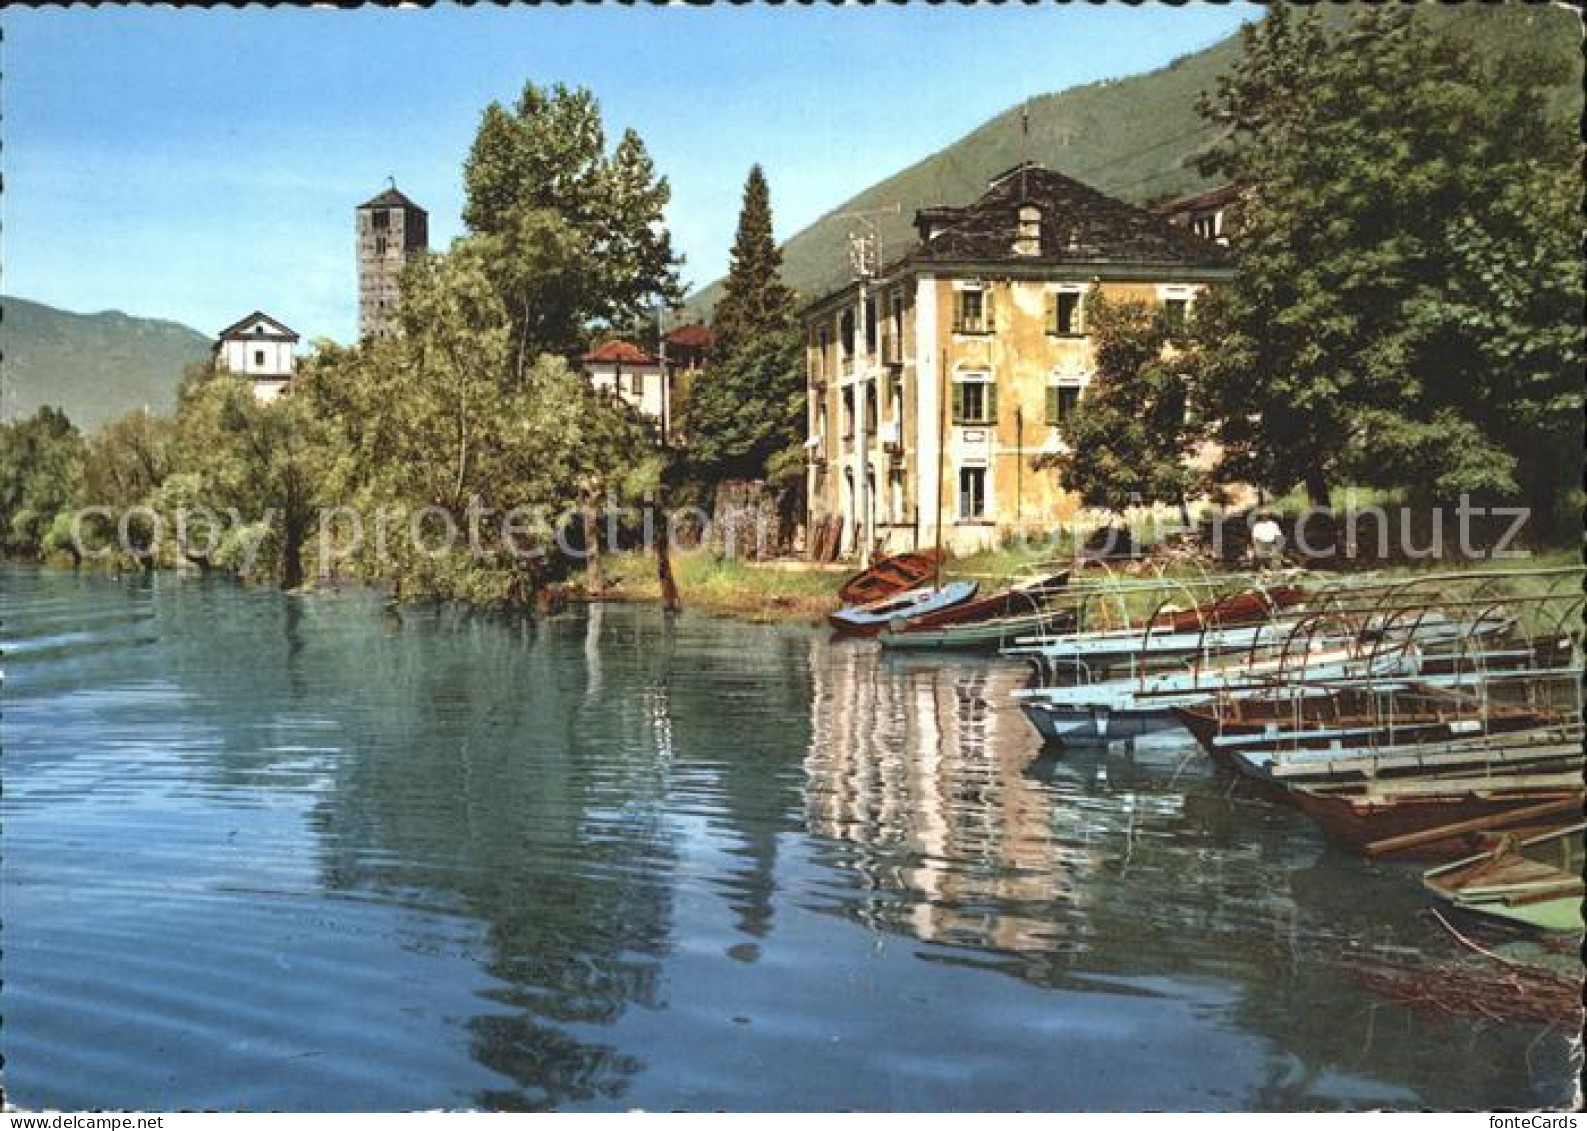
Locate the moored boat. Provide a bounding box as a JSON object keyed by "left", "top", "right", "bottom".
{"left": 879, "top": 605, "right": 1077, "bottom": 653}
{"left": 1172, "top": 684, "right": 1559, "bottom": 764}
{"left": 837, "top": 549, "right": 945, "bottom": 606}
{"left": 1289, "top": 776, "right": 1585, "bottom": 859}
{"left": 897, "top": 571, "right": 1071, "bottom": 633}
{"left": 1422, "top": 822, "right": 1585, "bottom": 933}
{"left": 828, "top": 580, "right": 979, "bottom": 638}
{"left": 1149, "top": 584, "right": 1307, "bottom": 631}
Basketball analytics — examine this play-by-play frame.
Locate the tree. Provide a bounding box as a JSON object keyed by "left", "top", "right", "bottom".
{"left": 1040, "top": 293, "right": 1196, "bottom": 516}
{"left": 79, "top": 406, "right": 177, "bottom": 565}
{"left": 174, "top": 372, "right": 329, "bottom": 589}
{"left": 681, "top": 328, "right": 804, "bottom": 485}
{"left": 711, "top": 165, "right": 796, "bottom": 357}
{"left": 300, "top": 245, "right": 660, "bottom": 606}
{"left": 1189, "top": 6, "right": 1581, "bottom": 523}
{"left": 462, "top": 81, "right": 681, "bottom": 354}
{"left": 0, "top": 406, "right": 84, "bottom": 557}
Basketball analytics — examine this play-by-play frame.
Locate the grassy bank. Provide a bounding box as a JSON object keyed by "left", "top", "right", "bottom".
{"left": 597, "top": 544, "right": 1580, "bottom": 627}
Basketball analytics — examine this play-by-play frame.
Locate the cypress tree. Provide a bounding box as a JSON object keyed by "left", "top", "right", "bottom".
{"left": 711, "top": 165, "right": 796, "bottom": 356}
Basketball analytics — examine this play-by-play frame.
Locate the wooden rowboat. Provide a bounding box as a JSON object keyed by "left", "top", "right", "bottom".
{"left": 829, "top": 581, "right": 979, "bottom": 638}
{"left": 1150, "top": 584, "right": 1307, "bottom": 632}
{"left": 1289, "top": 778, "right": 1585, "bottom": 859}
{"left": 1172, "top": 686, "right": 1556, "bottom": 764}
{"left": 1423, "top": 822, "right": 1585, "bottom": 932}
{"left": 837, "top": 549, "right": 945, "bottom": 606}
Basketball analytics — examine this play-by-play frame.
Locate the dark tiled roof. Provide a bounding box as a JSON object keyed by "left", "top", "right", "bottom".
{"left": 665, "top": 323, "right": 714, "bottom": 349}
{"left": 912, "top": 164, "right": 1230, "bottom": 270}
{"left": 216, "top": 310, "right": 299, "bottom": 340}
{"left": 358, "top": 186, "right": 426, "bottom": 213}
{"left": 1155, "top": 182, "right": 1244, "bottom": 217}
{"left": 582, "top": 340, "right": 658, "bottom": 366}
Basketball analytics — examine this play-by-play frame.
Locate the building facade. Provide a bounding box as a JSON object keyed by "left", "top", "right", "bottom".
{"left": 803, "top": 163, "right": 1232, "bottom": 558}
{"left": 1156, "top": 182, "right": 1245, "bottom": 247}
{"left": 582, "top": 340, "right": 670, "bottom": 430}
{"left": 356, "top": 185, "right": 429, "bottom": 339}
{"left": 214, "top": 311, "right": 299, "bottom": 403}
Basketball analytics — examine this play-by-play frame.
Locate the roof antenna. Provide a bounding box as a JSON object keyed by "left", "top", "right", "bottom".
{"left": 1020, "top": 103, "right": 1031, "bottom": 198}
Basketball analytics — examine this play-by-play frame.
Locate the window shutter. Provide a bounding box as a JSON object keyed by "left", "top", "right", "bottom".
{"left": 952, "top": 381, "right": 965, "bottom": 425}
{"left": 1046, "top": 385, "right": 1060, "bottom": 427}
{"left": 1044, "top": 292, "right": 1057, "bottom": 335}
{"left": 984, "top": 290, "right": 996, "bottom": 332}
{"left": 985, "top": 382, "right": 998, "bottom": 424}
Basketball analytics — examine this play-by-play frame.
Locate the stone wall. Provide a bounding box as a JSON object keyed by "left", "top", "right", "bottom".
{"left": 709, "top": 479, "right": 798, "bottom": 560}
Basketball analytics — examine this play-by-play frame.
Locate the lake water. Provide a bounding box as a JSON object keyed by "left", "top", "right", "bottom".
{"left": 2, "top": 565, "right": 1577, "bottom": 1111}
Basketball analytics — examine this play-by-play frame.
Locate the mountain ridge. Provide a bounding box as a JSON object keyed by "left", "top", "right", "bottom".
{"left": 1, "top": 296, "right": 212, "bottom": 432}
{"left": 687, "top": 2, "right": 1582, "bottom": 316}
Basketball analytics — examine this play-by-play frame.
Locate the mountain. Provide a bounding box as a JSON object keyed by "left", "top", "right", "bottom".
{"left": 688, "top": 2, "right": 1583, "bottom": 314}
{"left": 1, "top": 297, "right": 211, "bottom": 432}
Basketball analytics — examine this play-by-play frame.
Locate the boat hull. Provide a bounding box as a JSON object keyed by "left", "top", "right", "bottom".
{"left": 829, "top": 581, "right": 979, "bottom": 638}
{"left": 1290, "top": 785, "right": 1585, "bottom": 859}
{"left": 1020, "top": 701, "right": 1179, "bottom": 746}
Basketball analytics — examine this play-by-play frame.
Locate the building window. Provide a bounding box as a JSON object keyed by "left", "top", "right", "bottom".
{"left": 253, "top": 349, "right": 266, "bottom": 367}
{"left": 864, "top": 295, "right": 877, "bottom": 355}
{"left": 887, "top": 290, "right": 904, "bottom": 361}
{"left": 839, "top": 310, "right": 855, "bottom": 366}
{"left": 958, "top": 467, "right": 988, "bottom": 521}
{"left": 375, "top": 235, "right": 388, "bottom": 256}
{"left": 954, "top": 287, "right": 992, "bottom": 334}
{"left": 1049, "top": 291, "right": 1083, "bottom": 336}
{"left": 1162, "top": 297, "right": 1190, "bottom": 335}
{"left": 842, "top": 387, "right": 855, "bottom": 439}
{"left": 889, "top": 468, "right": 905, "bottom": 524}
{"left": 952, "top": 374, "right": 996, "bottom": 426}
{"left": 864, "top": 380, "right": 878, "bottom": 435}
{"left": 816, "top": 326, "right": 830, "bottom": 380}
{"left": 626, "top": 371, "right": 645, "bottom": 396}
{"left": 373, "top": 211, "right": 390, "bottom": 230}
{"left": 1045, "top": 382, "right": 1082, "bottom": 427}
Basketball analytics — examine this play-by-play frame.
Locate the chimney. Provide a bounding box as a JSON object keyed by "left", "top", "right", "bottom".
{"left": 1013, "top": 204, "right": 1042, "bottom": 257}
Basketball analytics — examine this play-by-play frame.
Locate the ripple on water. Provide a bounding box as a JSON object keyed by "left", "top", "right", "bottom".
{"left": 2, "top": 567, "right": 1578, "bottom": 1111}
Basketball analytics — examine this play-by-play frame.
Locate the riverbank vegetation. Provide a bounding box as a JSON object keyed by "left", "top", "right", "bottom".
{"left": 1, "top": 7, "right": 1578, "bottom": 614}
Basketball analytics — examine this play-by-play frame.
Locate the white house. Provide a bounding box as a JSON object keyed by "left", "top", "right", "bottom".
{"left": 215, "top": 311, "right": 300, "bottom": 403}
{"left": 581, "top": 340, "right": 670, "bottom": 430}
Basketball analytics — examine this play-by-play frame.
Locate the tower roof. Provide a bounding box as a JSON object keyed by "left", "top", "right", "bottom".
{"left": 358, "top": 186, "right": 426, "bottom": 213}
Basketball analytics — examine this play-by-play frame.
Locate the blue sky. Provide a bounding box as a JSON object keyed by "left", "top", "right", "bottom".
{"left": 4, "top": 4, "right": 1256, "bottom": 343}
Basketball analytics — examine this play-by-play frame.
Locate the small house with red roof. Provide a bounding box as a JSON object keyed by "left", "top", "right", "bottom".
{"left": 581, "top": 339, "right": 670, "bottom": 429}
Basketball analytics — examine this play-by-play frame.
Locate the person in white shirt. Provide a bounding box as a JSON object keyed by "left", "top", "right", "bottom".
{"left": 1250, "top": 511, "right": 1285, "bottom": 568}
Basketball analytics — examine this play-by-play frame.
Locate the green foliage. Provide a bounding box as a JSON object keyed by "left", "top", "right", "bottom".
{"left": 1189, "top": 6, "right": 1582, "bottom": 521}
{"left": 711, "top": 165, "right": 796, "bottom": 356}
{"left": 0, "top": 405, "right": 84, "bottom": 557}
{"left": 1041, "top": 293, "right": 1194, "bottom": 514}
{"left": 684, "top": 166, "right": 802, "bottom": 491}
{"left": 173, "top": 372, "right": 330, "bottom": 586}
{"left": 681, "top": 329, "right": 805, "bottom": 485}
{"left": 462, "top": 81, "right": 681, "bottom": 348}
{"left": 302, "top": 242, "right": 660, "bottom": 602}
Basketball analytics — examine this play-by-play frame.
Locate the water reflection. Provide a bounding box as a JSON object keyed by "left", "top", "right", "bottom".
{"left": 801, "top": 637, "right": 1579, "bottom": 1109}
{"left": 2, "top": 567, "right": 1576, "bottom": 1111}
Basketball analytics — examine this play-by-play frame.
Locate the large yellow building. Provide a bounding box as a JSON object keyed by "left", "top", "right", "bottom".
{"left": 803, "top": 163, "right": 1232, "bottom": 558}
